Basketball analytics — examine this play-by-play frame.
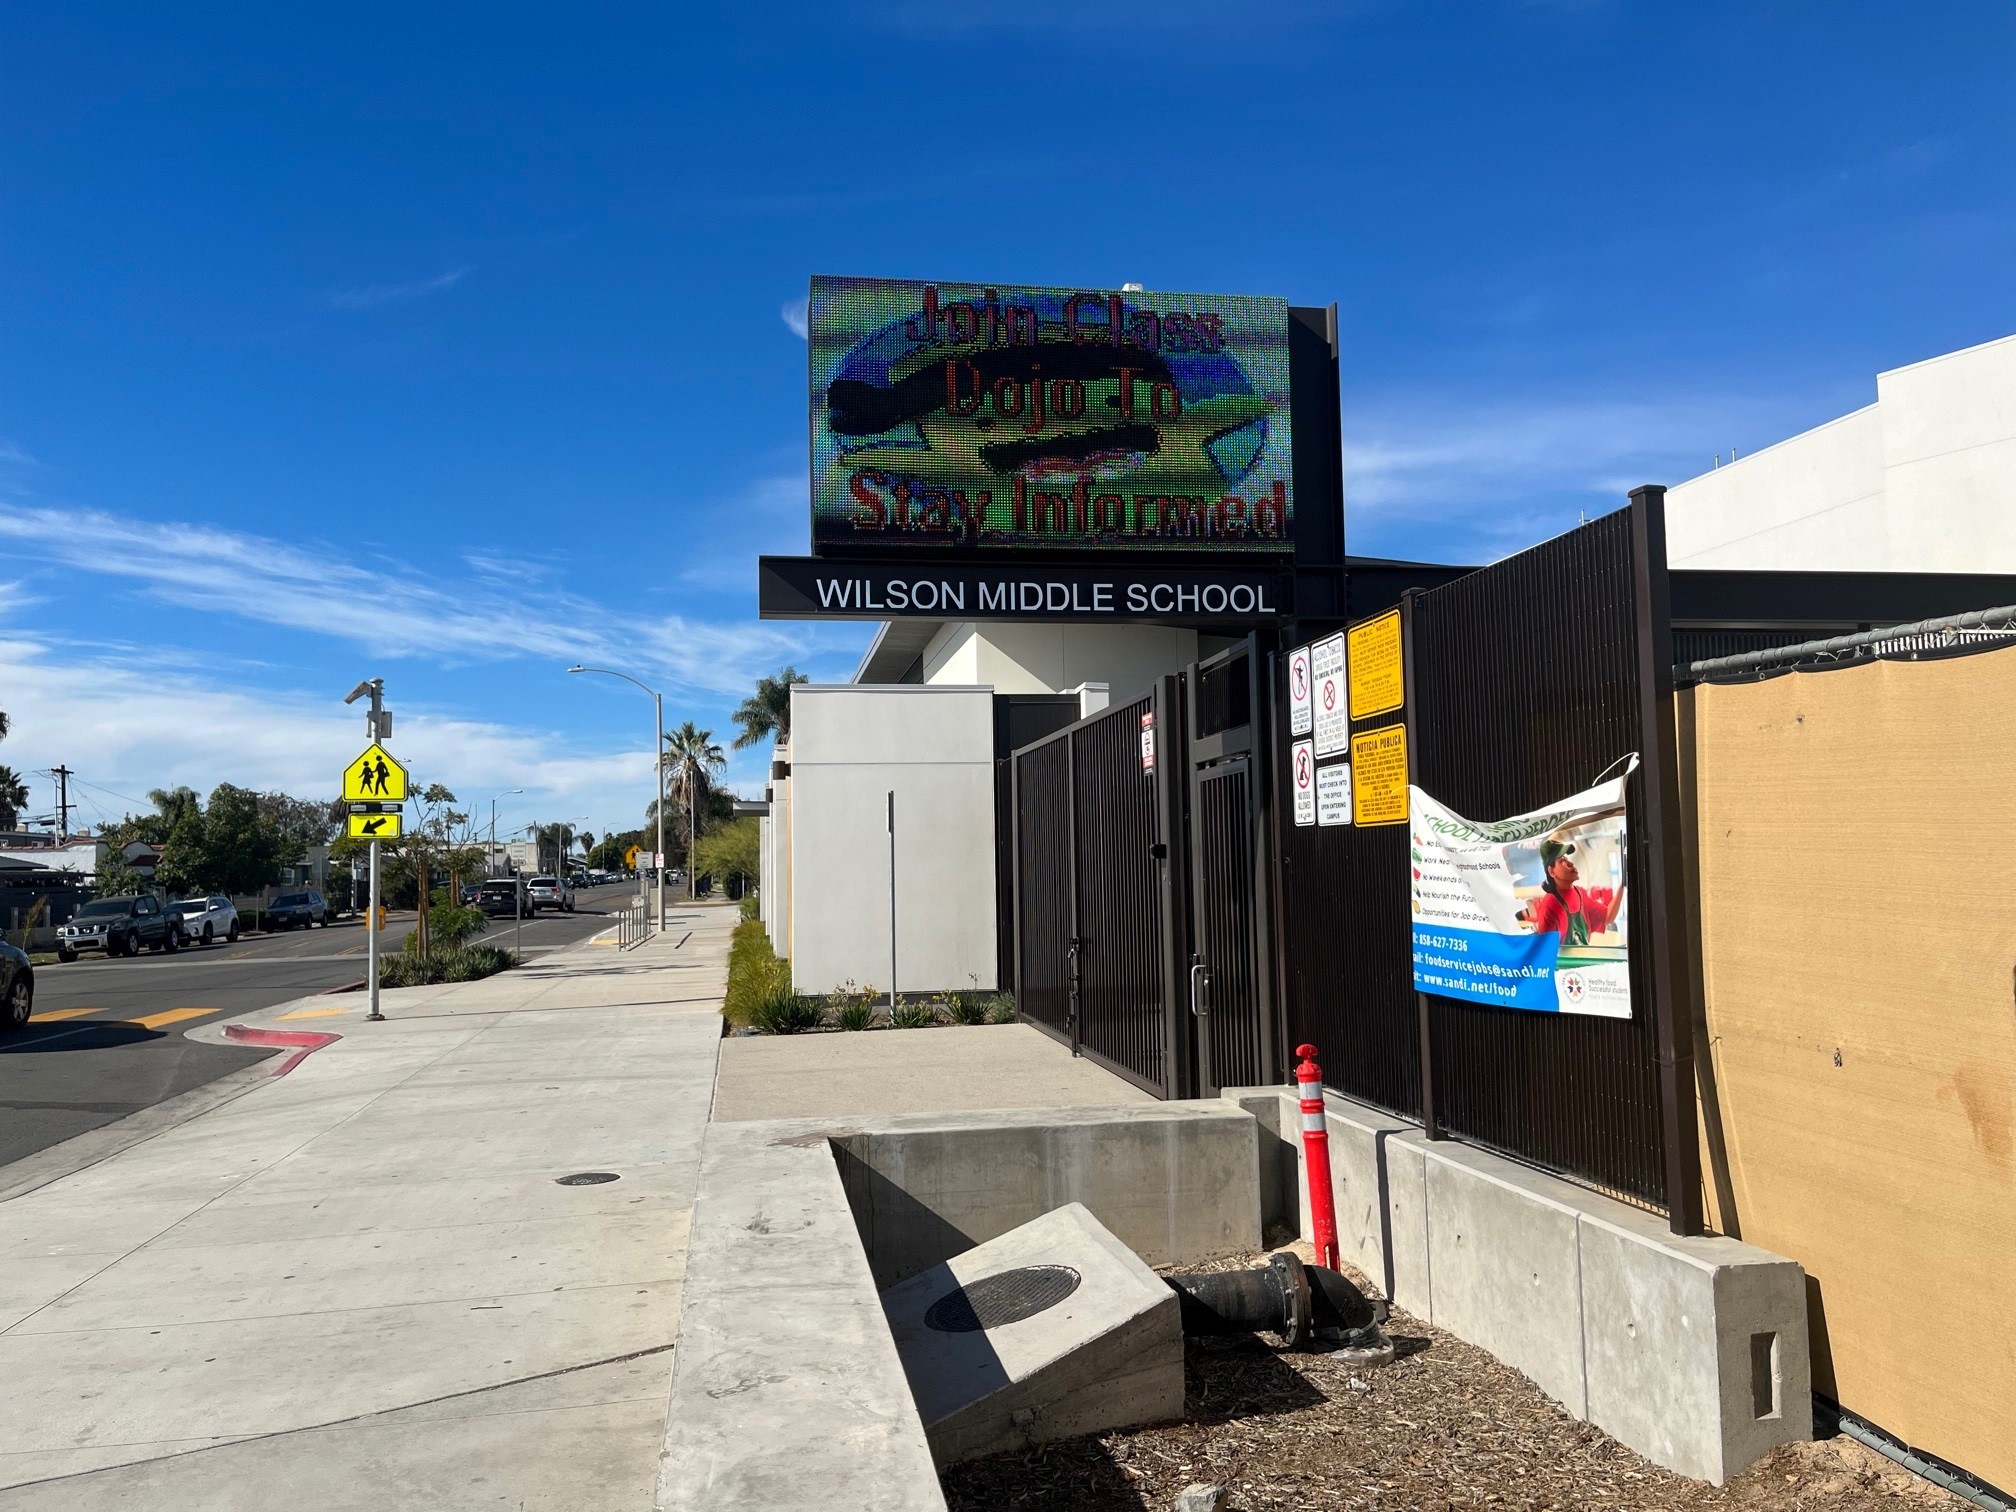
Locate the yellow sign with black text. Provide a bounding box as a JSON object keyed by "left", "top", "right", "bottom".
{"left": 347, "top": 811, "right": 404, "bottom": 840}
{"left": 1350, "top": 725, "right": 1409, "bottom": 826}
{"left": 1347, "top": 610, "right": 1403, "bottom": 722}
{"left": 342, "top": 744, "right": 408, "bottom": 803}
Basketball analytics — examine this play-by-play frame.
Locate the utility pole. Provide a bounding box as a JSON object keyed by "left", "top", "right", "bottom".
{"left": 51, "top": 766, "right": 73, "bottom": 842}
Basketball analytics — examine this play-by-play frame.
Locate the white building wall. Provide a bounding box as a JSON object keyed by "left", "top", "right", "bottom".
{"left": 920, "top": 622, "right": 1198, "bottom": 702}
{"left": 1667, "top": 331, "right": 2016, "bottom": 572}
{"left": 787, "top": 685, "right": 996, "bottom": 995}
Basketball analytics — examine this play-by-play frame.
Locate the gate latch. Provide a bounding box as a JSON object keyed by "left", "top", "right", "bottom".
{"left": 1189, "top": 954, "right": 1211, "bottom": 1017}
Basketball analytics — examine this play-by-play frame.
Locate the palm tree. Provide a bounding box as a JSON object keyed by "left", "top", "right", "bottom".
{"left": 731, "top": 667, "right": 808, "bottom": 750}
{"left": 0, "top": 765, "right": 27, "bottom": 830}
{"left": 662, "top": 722, "right": 725, "bottom": 898}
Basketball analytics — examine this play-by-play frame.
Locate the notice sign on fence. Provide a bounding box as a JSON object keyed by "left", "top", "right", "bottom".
{"left": 1316, "top": 762, "right": 1351, "bottom": 825}
{"left": 1348, "top": 609, "right": 1403, "bottom": 721}
{"left": 1291, "top": 739, "right": 1315, "bottom": 825}
{"left": 1350, "top": 726, "right": 1408, "bottom": 825}
{"left": 1312, "top": 634, "right": 1347, "bottom": 756}
{"left": 1287, "top": 644, "right": 1312, "bottom": 736}
{"left": 1409, "top": 760, "right": 1638, "bottom": 1018}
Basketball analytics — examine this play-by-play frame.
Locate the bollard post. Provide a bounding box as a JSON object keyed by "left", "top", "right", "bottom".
{"left": 1295, "top": 1043, "right": 1339, "bottom": 1271}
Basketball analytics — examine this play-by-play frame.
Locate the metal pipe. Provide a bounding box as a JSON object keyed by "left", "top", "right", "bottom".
{"left": 1162, "top": 1252, "right": 1381, "bottom": 1351}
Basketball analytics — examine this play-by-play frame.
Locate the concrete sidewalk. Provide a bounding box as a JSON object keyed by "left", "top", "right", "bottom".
{"left": 0, "top": 904, "right": 734, "bottom": 1510}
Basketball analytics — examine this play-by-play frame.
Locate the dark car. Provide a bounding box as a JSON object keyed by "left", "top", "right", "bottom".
{"left": 475, "top": 880, "right": 534, "bottom": 919}
{"left": 1, "top": 940, "right": 32, "bottom": 1033}
{"left": 56, "top": 894, "right": 182, "bottom": 961}
{"left": 265, "top": 890, "right": 328, "bottom": 930}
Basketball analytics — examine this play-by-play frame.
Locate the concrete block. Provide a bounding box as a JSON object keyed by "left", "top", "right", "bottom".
{"left": 1379, "top": 1131, "right": 1431, "bottom": 1319}
{"left": 835, "top": 1103, "right": 1261, "bottom": 1287}
{"left": 880, "top": 1203, "right": 1183, "bottom": 1465}
{"left": 1423, "top": 1141, "right": 1588, "bottom": 1415}
{"left": 1578, "top": 1206, "right": 1812, "bottom": 1483}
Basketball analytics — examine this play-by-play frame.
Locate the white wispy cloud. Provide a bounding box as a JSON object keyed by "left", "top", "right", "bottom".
{"left": 0, "top": 438, "right": 36, "bottom": 467}
{"left": 0, "top": 500, "right": 835, "bottom": 700}
{"left": 329, "top": 268, "right": 469, "bottom": 311}
{"left": 0, "top": 631, "right": 660, "bottom": 832}
{"left": 781, "top": 295, "right": 810, "bottom": 339}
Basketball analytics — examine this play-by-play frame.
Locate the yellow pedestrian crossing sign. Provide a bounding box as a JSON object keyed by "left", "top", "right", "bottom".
{"left": 343, "top": 744, "right": 408, "bottom": 803}
{"left": 347, "top": 811, "right": 404, "bottom": 840}
{"left": 624, "top": 844, "right": 639, "bottom": 868}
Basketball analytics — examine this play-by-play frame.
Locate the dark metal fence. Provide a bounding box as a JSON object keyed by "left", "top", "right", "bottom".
{"left": 1012, "top": 687, "right": 1184, "bottom": 1097}
{"left": 1405, "top": 491, "right": 1699, "bottom": 1224}
{"left": 1271, "top": 655, "right": 1421, "bottom": 1117}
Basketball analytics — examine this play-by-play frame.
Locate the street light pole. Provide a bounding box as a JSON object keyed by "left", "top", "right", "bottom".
{"left": 490, "top": 789, "right": 523, "bottom": 877}
{"left": 566, "top": 665, "right": 666, "bottom": 931}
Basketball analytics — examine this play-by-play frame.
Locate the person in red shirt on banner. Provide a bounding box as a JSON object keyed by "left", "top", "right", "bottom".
{"left": 1520, "top": 838, "right": 1617, "bottom": 947}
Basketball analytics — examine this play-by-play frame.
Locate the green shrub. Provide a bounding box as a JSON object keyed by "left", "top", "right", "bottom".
{"left": 750, "top": 986, "right": 824, "bottom": 1034}
{"left": 724, "top": 919, "right": 790, "bottom": 1027}
{"left": 737, "top": 892, "right": 759, "bottom": 922}
{"left": 889, "top": 1000, "right": 939, "bottom": 1030}
{"left": 946, "top": 991, "right": 990, "bottom": 1026}
{"left": 379, "top": 944, "right": 513, "bottom": 987}
{"left": 835, "top": 999, "right": 874, "bottom": 1031}
{"left": 987, "top": 995, "right": 1018, "bottom": 1024}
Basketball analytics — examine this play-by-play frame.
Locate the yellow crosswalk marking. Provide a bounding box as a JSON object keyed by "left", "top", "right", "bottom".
{"left": 33, "top": 1006, "right": 105, "bottom": 1023}
{"left": 129, "top": 1008, "right": 219, "bottom": 1030}
{"left": 277, "top": 1006, "right": 351, "bottom": 1020}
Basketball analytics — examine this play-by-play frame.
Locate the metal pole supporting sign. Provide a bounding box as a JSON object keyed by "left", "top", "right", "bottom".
{"left": 366, "top": 839, "right": 383, "bottom": 1021}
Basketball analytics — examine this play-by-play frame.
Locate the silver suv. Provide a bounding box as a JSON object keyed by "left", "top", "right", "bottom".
{"left": 170, "top": 895, "right": 242, "bottom": 947}
{"left": 526, "top": 875, "right": 574, "bottom": 913}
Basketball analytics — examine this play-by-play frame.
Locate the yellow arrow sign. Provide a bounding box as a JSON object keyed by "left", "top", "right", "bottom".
{"left": 347, "top": 811, "right": 404, "bottom": 840}
{"left": 343, "top": 744, "right": 408, "bottom": 803}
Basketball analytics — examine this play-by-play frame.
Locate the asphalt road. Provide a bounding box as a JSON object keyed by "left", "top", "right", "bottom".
{"left": 0, "top": 883, "right": 644, "bottom": 1172}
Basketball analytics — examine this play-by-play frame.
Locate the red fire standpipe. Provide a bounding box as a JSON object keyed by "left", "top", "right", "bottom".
{"left": 1296, "top": 1043, "right": 1340, "bottom": 1271}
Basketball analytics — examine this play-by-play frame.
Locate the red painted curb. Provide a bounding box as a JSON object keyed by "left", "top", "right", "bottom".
{"left": 224, "top": 1024, "right": 341, "bottom": 1078}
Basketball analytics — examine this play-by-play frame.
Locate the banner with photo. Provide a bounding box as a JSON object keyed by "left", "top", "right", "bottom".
{"left": 1409, "top": 757, "right": 1638, "bottom": 1018}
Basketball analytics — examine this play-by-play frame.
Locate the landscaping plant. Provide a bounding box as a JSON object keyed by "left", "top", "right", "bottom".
{"left": 750, "top": 986, "right": 824, "bottom": 1034}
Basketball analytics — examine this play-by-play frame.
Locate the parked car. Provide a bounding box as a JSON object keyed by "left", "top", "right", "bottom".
{"left": 264, "top": 890, "right": 329, "bottom": 930}
{"left": 461, "top": 884, "right": 483, "bottom": 904}
{"left": 527, "top": 875, "right": 574, "bottom": 912}
{"left": 169, "top": 895, "right": 242, "bottom": 947}
{"left": 56, "top": 894, "right": 181, "bottom": 961}
{"left": 0, "top": 939, "right": 32, "bottom": 1033}
{"left": 475, "top": 879, "right": 533, "bottom": 919}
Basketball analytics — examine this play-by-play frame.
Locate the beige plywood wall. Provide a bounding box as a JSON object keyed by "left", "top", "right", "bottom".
{"left": 1681, "top": 653, "right": 2016, "bottom": 1492}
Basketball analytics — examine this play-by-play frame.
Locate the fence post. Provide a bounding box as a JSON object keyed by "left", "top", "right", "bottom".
{"left": 1400, "top": 588, "right": 1440, "bottom": 1139}
{"left": 1152, "top": 674, "right": 1191, "bottom": 1099}
{"left": 1629, "top": 485, "right": 1705, "bottom": 1237}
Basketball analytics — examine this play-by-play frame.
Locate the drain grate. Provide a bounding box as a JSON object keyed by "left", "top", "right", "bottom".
{"left": 925, "top": 1265, "right": 1082, "bottom": 1333}
{"left": 556, "top": 1172, "right": 621, "bottom": 1186}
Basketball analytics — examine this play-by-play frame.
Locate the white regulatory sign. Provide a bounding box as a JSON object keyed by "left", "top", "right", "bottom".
{"left": 1291, "top": 738, "right": 1315, "bottom": 826}
{"left": 1287, "top": 644, "right": 1313, "bottom": 737}
{"left": 1312, "top": 633, "right": 1348, "bottom": 756}
{"left": 1316, "top": 762, "right": 1352, "bottom": 826}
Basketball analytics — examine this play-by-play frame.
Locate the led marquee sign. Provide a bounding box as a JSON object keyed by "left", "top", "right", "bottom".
{"left": 809, "top": 275, "right": 1294, "bottom": 556}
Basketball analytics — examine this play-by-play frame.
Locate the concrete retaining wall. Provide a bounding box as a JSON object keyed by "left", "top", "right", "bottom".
{"left": 659, "top": 1103, "right": 1262, "bottom": 1512}
{"left": 1225, "top": 1086, "right": 1812, "bottom": 1484}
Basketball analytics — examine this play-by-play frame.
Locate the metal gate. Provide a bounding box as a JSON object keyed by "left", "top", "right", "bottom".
{"left": 1184, "top": 640, "right": 1277, "bottom": 1095}
{"left": 1011, "top": 681, "right": 1187, "bottom": 1097}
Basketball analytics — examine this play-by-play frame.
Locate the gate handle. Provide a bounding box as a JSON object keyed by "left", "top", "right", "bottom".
{"left": 1190, "top": 959, "right": 1210, "bottom": 1017}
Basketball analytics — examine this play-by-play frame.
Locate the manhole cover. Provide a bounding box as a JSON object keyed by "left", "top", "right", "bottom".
{"left": 556, "top": 1172, "right": 620, "bottom": 1186}
{"left": 925, "top": 1265, "right": 1082, "bottom": 1333}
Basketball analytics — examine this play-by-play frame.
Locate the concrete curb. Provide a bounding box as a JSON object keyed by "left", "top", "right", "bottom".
{"left": 222, "top": 1024, "right": 342, "bottom": 1077}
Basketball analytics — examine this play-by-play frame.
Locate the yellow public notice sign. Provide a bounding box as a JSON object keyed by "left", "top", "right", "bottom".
{"left": 1350, "top": 725, "right": 1409, "bottom": 826}
{"left": 1347, "top": 609, "right": 1404, "bottom": 721}
{"left": 346, "top": 811, "right": 404, "bottom": 840}
{"left": 342, "top": 744, "right": 408, "bottom": 803}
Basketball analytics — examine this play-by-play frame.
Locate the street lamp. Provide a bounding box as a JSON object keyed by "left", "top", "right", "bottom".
{"left": 489, "top": 789, "right": 523, "bottom": 877}
{"left": 566, "top": 665, "right": 666, "bottom": 931}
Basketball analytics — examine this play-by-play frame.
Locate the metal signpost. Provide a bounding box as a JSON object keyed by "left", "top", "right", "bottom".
{"left": 886, "top": 790, "right": 897, "bottom": 1016}
{"left": 342, "top": 680, "right": 407, "bottom": 1023}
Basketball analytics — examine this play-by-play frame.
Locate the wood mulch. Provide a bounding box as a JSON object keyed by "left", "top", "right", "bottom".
{"left": 941, "top": 1247, "right": 1955, "bottom": 1512}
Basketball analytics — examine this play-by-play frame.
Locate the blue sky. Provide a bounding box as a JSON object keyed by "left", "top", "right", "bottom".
{"left": 3, "top": 2, "right": 2012, "bottom": 841}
